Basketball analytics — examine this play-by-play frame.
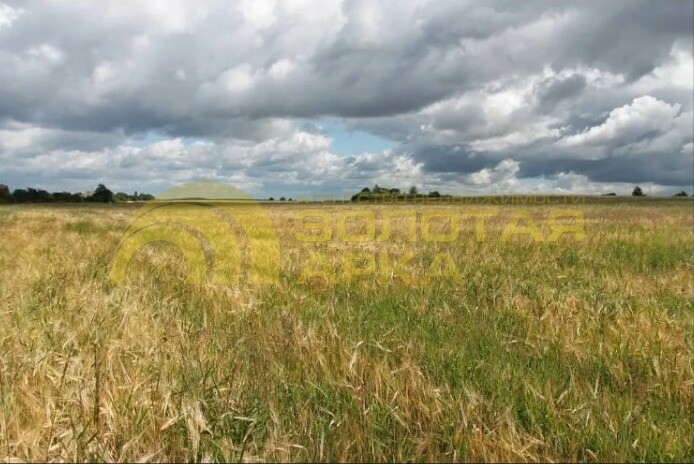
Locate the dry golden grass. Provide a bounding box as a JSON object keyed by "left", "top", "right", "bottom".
{"left": 0, "top": 199, "right": 692, "bottom": 462}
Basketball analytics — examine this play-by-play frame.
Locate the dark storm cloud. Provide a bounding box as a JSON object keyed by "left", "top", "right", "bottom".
{"left": 411, "top": 145, "right": 500, "bottom": 174}
{"left": 551, "top": 1, "right": 693, "bottom": 78}
{"left": 0, "top": 0, "right": 692, "bottom": 193}
{"left": 0, "top": 0, "right": 687, "bottom": 128}
{"left": 536, "top": 74, "right": 587, "bottom": 112}
{"left": 520, "top": 154, "right": 694, "bottom": 187}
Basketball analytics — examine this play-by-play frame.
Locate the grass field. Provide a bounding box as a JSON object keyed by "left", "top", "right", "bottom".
{"left": 0, "top": 198, "right": 692, "bottom": 462}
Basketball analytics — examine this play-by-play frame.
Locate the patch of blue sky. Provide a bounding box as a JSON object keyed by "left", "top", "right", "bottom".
{"left": 129, "top": 131, "right": 202, "bottom": 148}
{"left": 308, "top": 120, "right": 395, "bottom": 156}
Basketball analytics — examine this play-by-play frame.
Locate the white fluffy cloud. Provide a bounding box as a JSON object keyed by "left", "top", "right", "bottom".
{"left": 0, "top": 3, "right": 19, "bottom": 29}
{"left": 561, "top": 96, "right": 683, "bottom": 148}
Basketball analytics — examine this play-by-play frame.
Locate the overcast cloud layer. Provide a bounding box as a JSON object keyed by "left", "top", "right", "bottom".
{"left": 0, "top": 0, "right": 692, "bottom": 197}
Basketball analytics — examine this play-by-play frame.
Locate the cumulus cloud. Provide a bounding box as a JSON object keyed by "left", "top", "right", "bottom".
{"left": 0, "top": 3, "right": 20, "bottom": 29}
{"left": 466, "top": 159, "right": 520, "bottom": 187}
{"left": 0, "top": 0, "right": 692, "bottom": 195}
{"left": 561, "top": 96, "right": 683, "bottom": 148}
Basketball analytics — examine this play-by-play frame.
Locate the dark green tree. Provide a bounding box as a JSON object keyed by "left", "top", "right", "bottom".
{"left": 91, "top": 184, "right": 114, "bottom": 203}
{"left": 53, "top": 191, "right": 80, "bottom": 202}
{"left": 12, "top": 189, "right": 28, "bottom": 202}
{"left": 115, "top": 192, "right": 129, "bottom": 202}
{"left": 0, "top": 184, "right": 11, "bottom": 203}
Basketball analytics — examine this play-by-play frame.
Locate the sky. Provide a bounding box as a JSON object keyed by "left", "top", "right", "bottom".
{"left": 0, "top": 0, "right": 692, "bottom": 198}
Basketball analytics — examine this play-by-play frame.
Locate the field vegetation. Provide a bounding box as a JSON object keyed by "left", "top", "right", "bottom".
{"left": 0, "top": 198, "right": 692, "bottom": 462}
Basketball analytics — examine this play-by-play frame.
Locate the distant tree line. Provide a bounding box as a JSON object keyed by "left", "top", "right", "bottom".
{"left": 0, "top": 183, "right": 154, "bottom": 204}
{"left": 624, "top": 186, "right": 687, "bottom": 197}
{"left": 113, "top": 190, "right": 156, "bottom": 202}
{"left": 349, "top": 184, "right": 690, "bottom": 202}
{"left": 350, "top": 184, "right": 450, "bottom": 202}
{"left": 628, "top": 186, "right": 689, "bottom": 197}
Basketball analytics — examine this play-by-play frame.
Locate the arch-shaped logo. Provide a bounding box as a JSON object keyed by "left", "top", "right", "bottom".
{"left": 110, "top": 182, "right": 280, "bottom": 285}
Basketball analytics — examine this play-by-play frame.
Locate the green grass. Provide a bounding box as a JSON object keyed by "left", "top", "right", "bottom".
{"left": 64, "top": 220, "right": 106, "bottom": 234}
{"left": 0, "top": 199, "right": 692, "bottom": 461}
